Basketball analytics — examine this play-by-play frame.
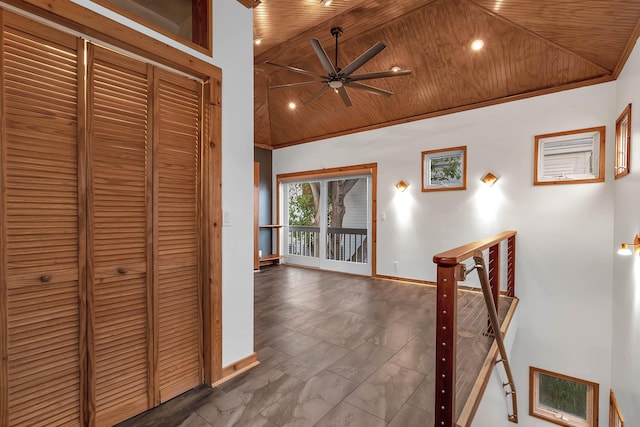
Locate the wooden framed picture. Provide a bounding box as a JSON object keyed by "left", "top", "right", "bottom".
{"left": 530, "top": 366, "right": 599, "bottom": 427}
{"left": 421, "top": 146, "right": 467, "bottom": 192}
{"left": 615, "top": 104, "right": 631, "bottom": 179}
{"left": 534, "top": 127, "right": 605, "bottom": 185}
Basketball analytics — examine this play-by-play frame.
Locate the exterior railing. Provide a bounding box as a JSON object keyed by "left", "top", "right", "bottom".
{"left": 288, "top": 226, "right": 320, "bottom": 257}
{"left": 326, "top": 227, "right": 367, "bottom": 263}
{"left": 288, "top": 226, "right": 367, "bottom": 263}
{"left": 432, "top": 231, "right": 517, "bottom": 427}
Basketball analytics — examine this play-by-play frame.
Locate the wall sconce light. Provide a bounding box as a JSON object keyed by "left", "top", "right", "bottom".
{"left": 481, "top": 172, "right": 499, "bottom": 186}
{"left": 395, "top": 180, "right": 409, "bottom": 192}
{"left": 618, "top": 234, "right": 640, "bottom": 256}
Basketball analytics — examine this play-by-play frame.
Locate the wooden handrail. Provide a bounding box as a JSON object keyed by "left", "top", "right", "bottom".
{"left": 433, "top": 230, "right": 517, "bottom": 265}
{"left": 433, "top": 230, "right": 518, "bottom": 427}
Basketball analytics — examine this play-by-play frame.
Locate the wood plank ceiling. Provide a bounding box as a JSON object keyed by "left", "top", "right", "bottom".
{"left": 252, "top": 0, "right": 640, "bottom": 148}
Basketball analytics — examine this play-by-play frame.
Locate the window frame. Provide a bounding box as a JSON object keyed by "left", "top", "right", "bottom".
{"left": 529, "top": 366, "right": 599, "bottom": 427}
{"left": 609, "top": 390, "right": 624, "bottom": 427}
{"left": 615, "top": 104, "right": 631, "bottom": 180}
{"left": 534, "top": 126, "right": 606, "bottom": 185}
{"left": 91, "top": 0, "right": 212, "bottom": 55}
{"left": 421, "top": 146, "right": 467, "bottom": 192}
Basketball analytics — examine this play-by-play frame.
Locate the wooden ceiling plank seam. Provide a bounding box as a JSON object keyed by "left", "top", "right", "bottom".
{"left": 271, "top": 73, "right": 614, "bottom": 149}
{"left": 253, "top": 0, "right": 372, "bottom": 58}
{"left": 462, "top": 0, "right": 613, "bottom": 74}
{"left": 613, "top": 16, "right": 640, "bottom": 78}
{"left": 254, "top": 0, "right": 440, "bottom": 65}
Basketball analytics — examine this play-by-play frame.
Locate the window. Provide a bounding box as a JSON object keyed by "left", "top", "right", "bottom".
{"left": 92, "top": 0, "right": 211, "bottom": 52}
{"left": 534, "top": 127, "right": 605, "bottom": 185}
{"left": 277, "top": 163, "right": 376, "bottom": 277}
{"left": 530, "top": 367, "right": 599, "bottom": 427}
{"left": 615, "top": 104, "right": 631, "bottom": 179}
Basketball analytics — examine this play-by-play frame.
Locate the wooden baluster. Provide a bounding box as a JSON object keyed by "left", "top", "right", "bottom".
{"left": 435, "top": 264, "right": 458, "bottom": 427}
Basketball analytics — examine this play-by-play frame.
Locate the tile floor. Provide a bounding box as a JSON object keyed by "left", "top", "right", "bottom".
{"left": 118, "top": 265, "right": 510, "bottom": 427}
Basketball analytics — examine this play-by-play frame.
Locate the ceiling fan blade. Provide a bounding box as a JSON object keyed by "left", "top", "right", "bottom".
{"left": 340, "top": 42, "right": 386, "bottom": 77}
{"left": 270, "top": 81, "right": 326, "bottom": 89}
{"left": 337, "top": 86, "right": 352, "bottom": 107}
{"left": 265, "top": 61, "right": 326, "bottom": 79}
{"left": 304, "top": 85, "right": 330, "bottom": 105}
{"left": 310, "top": 39, "right": 337, "bottom": 76}
{"left": 347, "top": 81, "right": 393, "bottom": 96}
{"left": 348, "top": 69, "right": 412, "bottom": 81}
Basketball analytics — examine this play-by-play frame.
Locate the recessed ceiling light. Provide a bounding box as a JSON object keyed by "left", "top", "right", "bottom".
{"left": 254, "top": 38, "right": 263, "bottom": 46}
{"left": 321, "top": 0, "right": 333, "bottom": 6}
{"left": 471, "top": 39, "right": 484, "bottom": 51}
{"left": 288, "top": 102, "right": 296, "bottom": 110}
{"left": 391, "top": 66, "right": 402, "bottom": 72}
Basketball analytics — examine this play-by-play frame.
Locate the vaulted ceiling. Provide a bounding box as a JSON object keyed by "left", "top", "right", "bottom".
{"left": 252, "top": 0, "right": 640, "bottom": 149}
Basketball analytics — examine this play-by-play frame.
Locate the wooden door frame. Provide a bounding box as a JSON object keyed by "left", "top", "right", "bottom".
{"left": 276, "top": 163, "right": 378, "bottom": 276}
{"left": 0, "top": 4, "right": 223, "bottom": 426}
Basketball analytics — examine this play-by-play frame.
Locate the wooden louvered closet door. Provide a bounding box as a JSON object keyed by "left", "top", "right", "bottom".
{"left": 1, "top": 10, "right": 206, "bottom": 426}
{"left": 0, "top": 13, "right": 83, "bottom": 427}
{"left": 154, "top": 69, "right": 203, "bottom": 402}
{"left": 87, "top": 44, "right": 153, "bottom": 426}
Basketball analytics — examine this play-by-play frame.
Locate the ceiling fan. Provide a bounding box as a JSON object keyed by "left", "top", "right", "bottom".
{"left": 266, "top": 27, "right": 411, "bottom": 107}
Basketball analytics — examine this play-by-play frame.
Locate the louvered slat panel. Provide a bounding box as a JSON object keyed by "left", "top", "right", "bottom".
{"left": 2, "top": 15, "right": 81, "bottom": 427}
{"left": 87, "top": 45, "right": 151, "bottom": 427}
{"left": 156, "top": 70, "right": 202, "bottom": 402}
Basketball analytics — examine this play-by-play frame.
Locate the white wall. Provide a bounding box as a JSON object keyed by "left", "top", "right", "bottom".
{"left": 612, "top": 38, "right": 640, "bottom": 426}
{"left": 67, "top": 0, "right": 255, "bottom": 366}
{"left": 472, "top": 308, "right": 519, "bottom": 427}
{"left": 211, "top": 0, "right": 255, "bottom": 366}
{"left": 273, "top": 83, "right": 616, "bottom": 425}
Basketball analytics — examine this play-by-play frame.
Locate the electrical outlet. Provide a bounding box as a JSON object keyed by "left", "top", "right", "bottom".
{"left": 393, "top": 261, "right": 398, "bottom": 274}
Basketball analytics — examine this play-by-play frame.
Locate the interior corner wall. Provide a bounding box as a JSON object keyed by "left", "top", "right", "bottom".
{"left": 69, "top": 0, "right": 256, "bottom": 367}
{"left": 211, "top": 0, "right": 255, "bottom": 366}
{"left": 272, "top": 83, "right": 616, "bottom": 425}
{"left": 612, "top": 36, "right": 640, "bottom": 426}
{"left": 255, "top": 147, "right": 273, "bottom": 255}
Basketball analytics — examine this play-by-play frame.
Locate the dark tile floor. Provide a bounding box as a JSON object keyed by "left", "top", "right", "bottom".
{"left": 119, "top": 265, "right": 511, "bottom": 427}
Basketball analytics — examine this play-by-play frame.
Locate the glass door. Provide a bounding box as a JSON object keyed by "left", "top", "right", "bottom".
{"left": 283, "top": 175, "right": 371, "bottom": 275}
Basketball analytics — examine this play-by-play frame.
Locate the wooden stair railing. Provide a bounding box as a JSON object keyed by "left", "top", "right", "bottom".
{"left": 433, "top": 231, "right": 518, "bottom": 427}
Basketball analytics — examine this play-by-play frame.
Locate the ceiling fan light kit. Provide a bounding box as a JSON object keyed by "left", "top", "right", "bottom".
{"left": 267, "top": 26, "right": 412, "bottom": 107}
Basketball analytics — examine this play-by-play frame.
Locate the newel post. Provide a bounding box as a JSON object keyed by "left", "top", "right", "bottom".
{"left": 435, "top": 263, "right": 458, "bottom": 427}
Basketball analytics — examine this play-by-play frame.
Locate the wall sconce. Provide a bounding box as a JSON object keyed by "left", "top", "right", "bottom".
{"left": 618, "top": 234, "right": 640, "bottom": 256}
{"left": 395, "top": 180, "right": 409, "bottom": 192}
{"left": 481, "top": 172, "right": 499, "bottom": 186}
